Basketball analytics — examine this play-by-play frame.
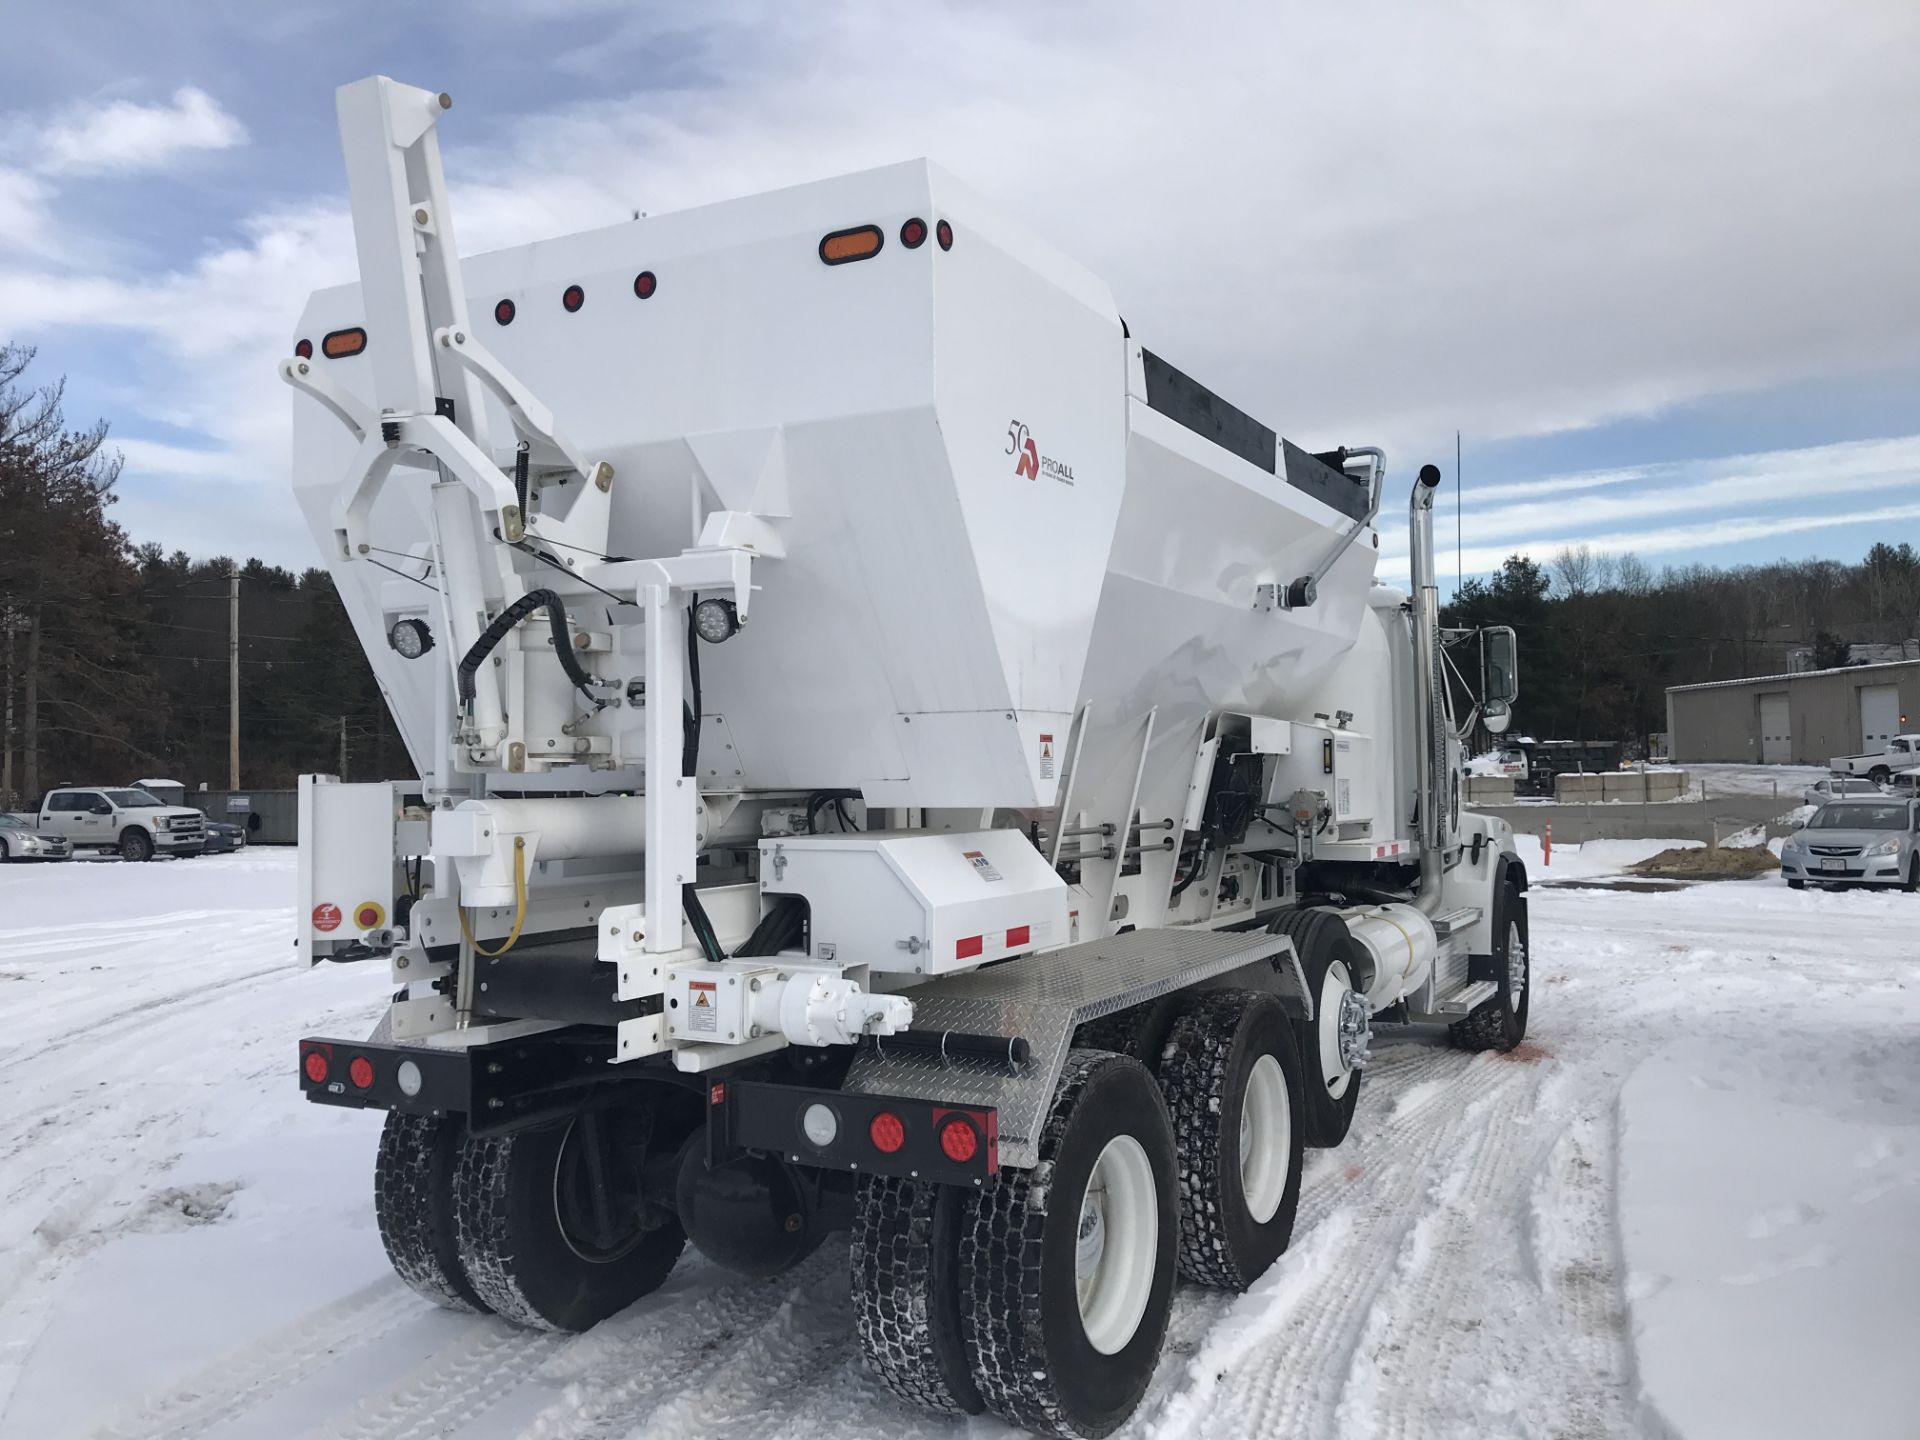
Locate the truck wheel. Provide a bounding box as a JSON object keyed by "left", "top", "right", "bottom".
{"left": 375, "top": 1112, "right": 490, "bottom": 1313}
{"left": 119, "top": 828, "right": 153, "bottom": 862}
{"left": 1450, "top": 881, "right": 1530, "bottom": 1053}
{"left": 1072, "top": 993, "right": 1182, "bottom": 1071}
{"left": 1157, "top": 991, "right": 1303, "bottom": 1289}
{"left": 1266, "top": 909, "right": 1367, "bottom": 1146}
{"left": 1869, "top": 765, "right": 1890, "bottom": 785}
{"left": 453, "top": 1102, "right": 685, "bottom": 1331}
{"left": 1904, "top": 857, "right": 1919, "bottom": 894}
{"left": 961, "top": 1050, "right": 1177, "bottom": 1439}
{"left": 852, "top": 1176, "right": 982, "bottom": 1416}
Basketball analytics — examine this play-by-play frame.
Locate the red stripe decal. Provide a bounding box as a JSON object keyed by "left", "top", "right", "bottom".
{"left": 1005, "top": 925, "right": 1031, "bottom": 948}
{"left": 956, "top": 935, "right": 983, "bottom": 960}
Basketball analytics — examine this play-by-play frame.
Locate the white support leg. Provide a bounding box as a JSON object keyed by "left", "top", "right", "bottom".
{"left": 643, "top": 583, "right": 695, "bottom": 955}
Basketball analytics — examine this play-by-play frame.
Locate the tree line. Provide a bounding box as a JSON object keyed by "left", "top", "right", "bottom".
{"left": 5, "top": 343, "right": 1916, "bottom": 805}
{"left": 1, "top": 345, "right": 402, "bottom": 811}
{"left": 1442, "top": 542, "right": 1920, "bottom": 749}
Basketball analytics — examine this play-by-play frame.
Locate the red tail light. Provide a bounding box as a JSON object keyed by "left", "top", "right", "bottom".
{"left": 303, "top": 1049, "right": 330, "bottom": 1084}
{"left": 633, "top": 270, "right": 657, "bottom": 299}
{"left": 900, "top": 217, "right": 928, "bottom": 249}
{"left": 936, "top": 219, "right": 953, "bottom": 251}
{"left": 869, "top": 1111, "right": 906, "bottom": 1154}
{"left": 348, "top": 1056, "right": 375, "bottom": 1090}
{"left": 562, "top": 284, "right": 585, "bottom": 312}
{"left": 939, "top": 1115, "right": 979, "bottom": 1163}
{"left": 294, "top": 338, "right": 313, "bottom": 359}
{"left": 494, "top": 298, "right": 516, "bottom": 325}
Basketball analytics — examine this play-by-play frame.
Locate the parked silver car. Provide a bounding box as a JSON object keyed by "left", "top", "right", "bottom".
{"left": 1780, "top": 798, "right": 1920, "bottom": 891}
{"left": 0, "top": 812, "right": 73, "bottom": 862}
{"left": 1804, "top": 775, "right": 1884, "bottom": 807}
{"left": 1883, "top": 769, "right": 1920, "bottom": 801}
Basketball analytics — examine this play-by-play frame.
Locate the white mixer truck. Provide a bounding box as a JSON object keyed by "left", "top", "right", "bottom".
{"left": 289, "top": 76, "right": 1530, "bottom": 1439}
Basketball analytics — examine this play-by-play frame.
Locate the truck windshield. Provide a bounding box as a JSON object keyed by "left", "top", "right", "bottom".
{"left": 1809, "top": 803, "right": 1907, "bottom": 831}
{"left": 103, "top": 790, "right": 165, "bottom": 807}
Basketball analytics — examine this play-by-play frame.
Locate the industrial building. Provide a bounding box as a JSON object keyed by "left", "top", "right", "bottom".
{"left": 1666, "top": 658, "right": 1920, "bottom": 765}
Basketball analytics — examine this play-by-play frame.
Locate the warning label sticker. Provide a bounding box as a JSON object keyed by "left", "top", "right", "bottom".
{"left": 311, "top": 902, "right": 342, "bottom": 933}
{"left": 688, "top": 980, "right": 717, "bottom": 1034}
{"left": 963, "top": 850, "right": 1003, "bottom": 883}
{"left": 1039, "top": 733, "right": 1055, "bottom": 780}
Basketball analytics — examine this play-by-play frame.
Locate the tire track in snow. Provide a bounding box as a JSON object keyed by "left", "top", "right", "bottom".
{"left": 80, "top": 1282, "right": 423, "bottom": 1440}
{"left": 1139, "top": 1050, "right": 1531, "bottom": 1439}
{"left": 300, "top": 1322, "right": 568, "bottom": 1440}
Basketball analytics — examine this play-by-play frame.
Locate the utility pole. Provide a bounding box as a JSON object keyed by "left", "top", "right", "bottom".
{"left": 339, "top": 715, "right": 349, "bottom": 780}
{"left": 228, "top": 570, "right": 241, "bottom": 789}
{"left": 1, "top": 606, "right": 19, "bottom": 804}
{"left": 23, "top": 607, "right": 41, "bottom": 803}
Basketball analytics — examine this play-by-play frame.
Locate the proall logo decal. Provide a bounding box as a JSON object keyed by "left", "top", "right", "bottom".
{"left": 1005, "top": 420, "right": 1074, "bottom": 485}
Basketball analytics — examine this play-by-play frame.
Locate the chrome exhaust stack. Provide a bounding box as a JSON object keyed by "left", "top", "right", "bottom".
{"left": 1408, "top": 463, "right": 1447, "bottom": 913}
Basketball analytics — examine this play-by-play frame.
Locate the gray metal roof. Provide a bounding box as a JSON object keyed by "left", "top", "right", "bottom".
{"left": 1666, "top": 656, "right": 1920, "bottom": 694}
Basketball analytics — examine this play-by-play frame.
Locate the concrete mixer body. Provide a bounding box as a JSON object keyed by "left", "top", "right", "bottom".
{"left": 288, "top": 76, "right": 1529, "bottom": 1437}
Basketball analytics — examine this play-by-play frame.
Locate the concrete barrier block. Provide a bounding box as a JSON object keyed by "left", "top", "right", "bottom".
{"left": 1466, "top": 777, "right": 1514, "bottom": 802}
{"left": 1555, "top": 773, "right": 1604, "bottom": 801}
{"left": 1601, "top": 773, "right": 1644, "bottom": 801}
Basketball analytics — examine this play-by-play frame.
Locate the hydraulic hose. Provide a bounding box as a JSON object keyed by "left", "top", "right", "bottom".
{"left": 456, "top": 587, "right": 598, "bottom": 708}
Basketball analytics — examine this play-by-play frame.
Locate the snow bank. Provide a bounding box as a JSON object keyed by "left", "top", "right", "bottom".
{"left": 1509, "top": 833, "right": 1699, "bottom": 880}
{"left": 1619, "top": 1034, "right": 1920, "bottom": 1440}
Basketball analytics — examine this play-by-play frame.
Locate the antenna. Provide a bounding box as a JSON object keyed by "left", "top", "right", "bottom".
{"left": 1455, "top": 429, "right": 1463, "bottom": 598}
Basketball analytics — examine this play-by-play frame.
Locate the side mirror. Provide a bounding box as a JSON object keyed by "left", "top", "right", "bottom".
{"left": 1790, "top": 817, "right": 1806, "bottom": 830}
{"left": 92, "top": 802, "right": 114, "bottom": 815}
{"left": 1482, "top": 626, "right": 1519, "bottom": 713}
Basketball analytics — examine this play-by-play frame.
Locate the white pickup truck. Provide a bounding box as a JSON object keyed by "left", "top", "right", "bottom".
{"left": 37, "top": 786, "right": 207, "bottom": 861}
{"left": 1829, "top": 735, "right": 1920, "bottom": 784}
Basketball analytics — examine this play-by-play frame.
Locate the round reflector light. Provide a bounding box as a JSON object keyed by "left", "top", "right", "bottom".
{"left": 396, "top": 1059, "right": 424, "bottom": 1097}
{"left": 869, "top": 1112, "right": 906, "bottom": 1154}
{"left": 633, "top": 270, "right": 657, "bottom": 299}
{"left": 303, "top": 1050, "right": 329, "bottom": 1084}
{"left": 936, "top": 219, "right": 953, "bottom": 251}
{"left": 562, "top": 284, "right": 585, "bottom": 313}
{"left": 349, "top": 1056, "right": 375, "bottom": 1090}
{"left": 801, "top": 1103, "right": 839, "bottom": 1148}
{"left": 900, "top": 217, "right": 928, "bottom": 249}
{"left": 494, "top": 298, "right": 516, "bottom": 326}
{"left": 294, "top": 338, "right": 313, "bottom": 359}
{"left": 939, "top": 1116, "right": 979, "bottom": 1163}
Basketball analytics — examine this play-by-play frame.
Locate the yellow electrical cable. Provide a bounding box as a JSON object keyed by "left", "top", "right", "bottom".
{"left": 458, "top": 836, "right": 528, "bottom": 956}
{"left": 1368, "top": 906, "right": 1420, "bottom": 979}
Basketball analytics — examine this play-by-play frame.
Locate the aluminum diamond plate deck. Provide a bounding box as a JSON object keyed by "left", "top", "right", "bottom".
{"left": 844, "top": 928, "right": 1295, "bottom": 1169}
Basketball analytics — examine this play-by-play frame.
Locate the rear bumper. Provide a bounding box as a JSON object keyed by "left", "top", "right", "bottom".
{"left": 297, "top": 1035, "right": 1000, "bottom": 1184}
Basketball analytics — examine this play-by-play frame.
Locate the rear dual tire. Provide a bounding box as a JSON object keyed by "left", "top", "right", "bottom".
{"left": 859, "top": 995, "right": 1308, "bottom": 1436}
{"left": 374, "top": 1101, "right": 685, "bottom": 1333}
{"left": 1266, "top": 909, "right": 1367, "bottom": 1147}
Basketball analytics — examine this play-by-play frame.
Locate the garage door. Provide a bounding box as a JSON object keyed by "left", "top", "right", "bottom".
{"left": 1861, "top": 684, "right": 1900, "bottom": 750}
{"left": 1758, "top": 692, "right": 1791, "bottom": 764}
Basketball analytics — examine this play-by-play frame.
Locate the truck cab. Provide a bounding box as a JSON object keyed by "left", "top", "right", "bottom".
{"left": 38, "top": 787, "right": 206, "bottom": 862}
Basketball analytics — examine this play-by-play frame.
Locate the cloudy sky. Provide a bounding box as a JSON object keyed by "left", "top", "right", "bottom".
{"left": 2, "top": 0, "right": 1915, "bottom": 589}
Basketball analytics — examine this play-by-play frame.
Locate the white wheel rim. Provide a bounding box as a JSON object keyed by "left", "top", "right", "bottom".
{"left": 1238, "top": 1053, "right": 1291, "bottom": 1224}
{"left": 1074, "top": 1134, "right": 1157, "bottom": 1355}
{"left": 1316, "top": 961, "right": 1355, "bottom": 1099}
{"left": 1507, "top": 921, "right": 1527, "bottom": 1011}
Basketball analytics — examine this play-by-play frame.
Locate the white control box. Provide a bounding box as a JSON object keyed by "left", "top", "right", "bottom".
{"left": 759, "top": 829, "right": 1070, "bottom": 976}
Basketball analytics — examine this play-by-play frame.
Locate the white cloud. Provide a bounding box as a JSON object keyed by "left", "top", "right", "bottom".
{"left": 0, "top": 166, "right": 52, "bottom": 254}
{"left": 36, "top": 86, "right": 246, "bottom": 177}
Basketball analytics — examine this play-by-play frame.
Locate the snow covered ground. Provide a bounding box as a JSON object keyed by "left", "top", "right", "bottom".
{"left": 2, "top": 848, "right": 1916, "bottom": 1440}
